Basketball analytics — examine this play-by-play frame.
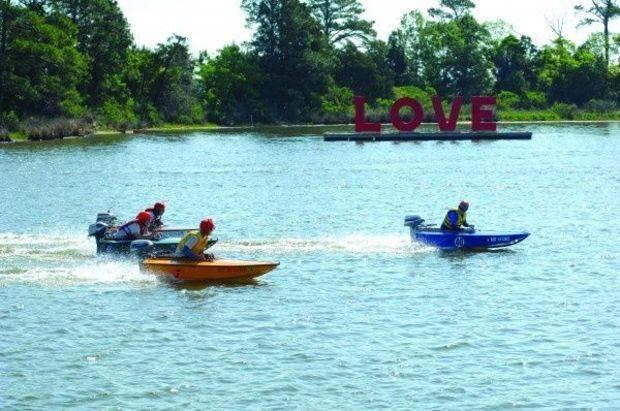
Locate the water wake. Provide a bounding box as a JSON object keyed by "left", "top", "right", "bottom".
{"left": 219, "top": 234, "right": 431, "bottom": 255}
{"left": 0, "top": 232, "right": 153, "bottom": 286}
{"left": 0, "top": 232, "right": 430, "bottom": 285}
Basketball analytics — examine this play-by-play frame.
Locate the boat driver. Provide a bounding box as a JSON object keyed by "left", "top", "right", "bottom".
{"left": 110, "top": 212, "right": 153, "bottom": 240}
{"left": 441, "top": 200, "right": 475, "bottom": 231}
{"left": 174, "top": 219, "right": 216, "bottom": 261}
{"left": 144, "top": 202, "right": 166, "bottom": 230}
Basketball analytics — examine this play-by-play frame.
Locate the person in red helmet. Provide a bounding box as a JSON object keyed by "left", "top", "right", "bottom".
{"left": 174, "top": 218, "right": 216, "bottom": 260}
{"left": 144, "top": 202, "right": 166, "bottom": 230}
{"left": 441, "top": 200, "right": 475, "bottom": 231}
{"left": 111, "top": 212, "right": 152, "bottom": 240}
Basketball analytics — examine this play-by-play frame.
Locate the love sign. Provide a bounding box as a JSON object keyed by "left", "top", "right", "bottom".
{"left": 355, "top": 96, "right": 497, "bottom": 133}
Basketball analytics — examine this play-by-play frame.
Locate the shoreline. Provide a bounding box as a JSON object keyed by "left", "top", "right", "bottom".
{"left": 3, "top": 119, "right": 620, "bottom": 144}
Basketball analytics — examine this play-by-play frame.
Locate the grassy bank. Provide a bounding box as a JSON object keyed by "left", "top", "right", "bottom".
{"left": 4, "top": 114, "right": 620, "bottom": 143}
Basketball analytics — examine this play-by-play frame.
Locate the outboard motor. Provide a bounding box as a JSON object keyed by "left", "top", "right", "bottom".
{"left": 130, "top": 240, "right": 155, "bottom": 256}
{"left": 96, "top": 212, "right": 117, "bottom": 225}
{"left": 88, "top": 222, "right": 109, "bottom": 238}
{"left": 404, "top": 215, "right": 425, "bottom": 229}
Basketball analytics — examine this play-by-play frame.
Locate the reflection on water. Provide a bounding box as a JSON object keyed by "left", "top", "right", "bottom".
{"left": 164, "top": 277, "right": 264, "bottom": 291}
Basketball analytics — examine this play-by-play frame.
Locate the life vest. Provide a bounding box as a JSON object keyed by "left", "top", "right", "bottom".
{"left": 442, "top": 209, "right": 467, "bottom": 230}
{"left": 176, "top": 231, "right": 207, "bottom": 256}
{"left": 117, "top": 219, "right": 146, "bottom": 239}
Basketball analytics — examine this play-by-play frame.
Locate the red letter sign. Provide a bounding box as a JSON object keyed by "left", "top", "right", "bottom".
{"left": 355, "top": 96, "right": 381, "bottom": 133}
{"left": 471, "top": 96, "right": 497, "bottom": 132}
{"left": 390, "top": 97, "right": 424, "bottom": 132}
{"left": 432, "top": 96, "right": 462, "bottom": 132}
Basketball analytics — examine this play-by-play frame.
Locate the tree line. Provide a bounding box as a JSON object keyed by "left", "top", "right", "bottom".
{"left": 2, "top": 0, "right": 620, "bottom": 137}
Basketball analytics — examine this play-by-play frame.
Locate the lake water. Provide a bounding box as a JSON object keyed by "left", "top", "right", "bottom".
{"left": 1, "top": 124, "right": 619, "bottom": 409}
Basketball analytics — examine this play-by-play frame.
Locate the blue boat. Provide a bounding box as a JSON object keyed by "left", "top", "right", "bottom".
{"left": 404, "top": 215, "right": 530, "bottom": 251}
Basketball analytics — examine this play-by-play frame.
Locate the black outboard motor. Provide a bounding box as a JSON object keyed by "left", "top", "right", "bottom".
{"left": 88, "top": 212, "right": 117, "bottom": 253}
{"left": 88, "top": 222, "right": 109, "bottom": 238}
{"left": 88, "top": 222, "right": 109, "bottom": 253}
{"left": 404, "top": 215, "right": 425, "bottom": 229}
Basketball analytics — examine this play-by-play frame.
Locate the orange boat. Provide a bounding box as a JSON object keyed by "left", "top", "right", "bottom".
{"left": 141, "top": 257, "right": 279, "bottom": 282}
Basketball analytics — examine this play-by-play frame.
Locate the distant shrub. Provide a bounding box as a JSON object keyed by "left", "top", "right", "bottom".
{"left": 393, "top": 86, "right": 436, "bottom": 106}
{"left": 22, "top": 118, "right": 92, "bottom": 141}
{"left": 551, "top": 103, "right": 578, "bottom": 119}
{"left": 497, "top": 91, "right": 520, "bottom": 109}
{"left": 521, "top": 92, "right": 548, "bottom": 110}
{"left": 498, "top": 110, "right": 561, "bottom": 121}
{"left": 101, "top": 99, "right": 138, "bottom": 133}
{"left": 394, "top": 86, "right": 438, "bottom": 122}
{"left": 321, "top": 86, "right": 355, "bottom": 116}
{"left": 0, "top": 111, "right": 20, "bottom": 131}
{"left": 582, "top": 99, "right": 618, "bottom": 113}
{"left": 0, "top": 128, "right": 9, "bottom": 142}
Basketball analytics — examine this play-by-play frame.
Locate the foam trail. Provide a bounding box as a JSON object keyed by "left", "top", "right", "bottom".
{"left": 0, "top": 232, "right": 432, "bottom": 286}
{"left": 0, "top": 232, "right": 155, "bottom": 286}
{"left": 0, "top": 260, "right": 155, "bottom": 286}
{"left": 218, "top": 234, "right": 433, "bottom": 255}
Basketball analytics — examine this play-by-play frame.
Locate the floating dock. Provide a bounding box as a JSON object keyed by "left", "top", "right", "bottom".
{"left": 324, "top": 131, "right": 532, "bottom": 142}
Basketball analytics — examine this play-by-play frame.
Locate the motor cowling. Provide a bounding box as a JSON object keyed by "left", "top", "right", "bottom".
{"left": 88, "top": 222, "right": 109, "bottom": 237}
{"left": 96, "top": 212, "right": 117, "bottom": 225}
{"left": 404, "top": 215, "right": 425, "bottom": 229}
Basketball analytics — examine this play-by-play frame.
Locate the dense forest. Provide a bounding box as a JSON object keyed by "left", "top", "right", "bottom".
{"left": 2, "top": 0, "right": 620, "bottom": 139}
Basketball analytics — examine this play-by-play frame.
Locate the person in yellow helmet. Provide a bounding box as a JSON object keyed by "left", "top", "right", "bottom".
{"left": 441, "top": 200, "right": 475, "bottom": 231}
{"left": 174, "top": 219, "right": 215, "bottom": 261}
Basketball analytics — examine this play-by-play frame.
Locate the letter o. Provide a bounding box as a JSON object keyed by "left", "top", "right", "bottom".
{"left": 390, "top": 97, "right": 424, "bottom": 132}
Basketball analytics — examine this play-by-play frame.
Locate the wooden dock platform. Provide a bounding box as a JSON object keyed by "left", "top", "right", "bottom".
{"left": 324, "top": 131, "right": 532, "bottom": 142}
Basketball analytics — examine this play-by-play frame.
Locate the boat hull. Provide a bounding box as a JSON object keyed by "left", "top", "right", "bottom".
{"left": 93, "top": 228, "right": 193, "bottom": 255}
{"left": 141, "top": 258, "right": 280, "bottom": 282}
{"left": 411, "top": 228, "right": 530, "bottom": 251}
{"left": 96, "top": 237, "right": 179, "bottom": 254}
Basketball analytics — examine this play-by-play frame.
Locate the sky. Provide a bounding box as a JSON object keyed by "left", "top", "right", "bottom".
{"left": 117, "top": 0, "right": 620, "bottom": 55}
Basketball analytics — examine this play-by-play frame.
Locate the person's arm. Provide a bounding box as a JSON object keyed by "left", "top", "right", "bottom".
{"left": 180, "top": 245, "right": 201, "bottom": 260}
{"left": 462, "top": 217, "right": 474, "bottom": 229}
{"left": 449, "top": 212, "right": 458, "bottom": 229}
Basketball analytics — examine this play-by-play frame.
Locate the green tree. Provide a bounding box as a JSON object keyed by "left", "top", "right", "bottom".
{"left": 0, "top": 2, "right": 86, "bottom": 116}
{"left": 388, "top": 11, "right": 442, "bottom": 88}
{"left": 123, "top": 46, "right": 160, "bottom": 124}
{"left": 47, "top": 0, "right": 133, "bottom": 107}
{"left": 242, "top": 0, "right": 331, "bottom": 120}
{"left": 575, "top": 0, "right": 620, "bottom": 65}
{"left": 493, "top": 35, "right": 537, "bottom": 95}
{"left": 307, "top": 0, "right": 375, "bottom": 46}
{"left": 428, "top": 0, "right": 475, "bottom": 19}
{"left": 439, "top": 15, "right": 494, "bottom": 96}
{"left": 334, "top": 41, "right": 394, "bottom": 103}
{"left": 535, "top": 39, "right": 608, "bottom": 104}
{"left": 198, "top": 44, "right": 265, "bottom": 125}
{"left": 0, "top": 0, "right": 13, "bottom": 113}
{"left": 150, "top": 35, "right": 201, "bottom": 124}
{"left": 387, "top": 32, "right": 408, "bottom": 86}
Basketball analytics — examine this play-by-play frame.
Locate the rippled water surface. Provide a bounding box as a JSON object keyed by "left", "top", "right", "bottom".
{"left": 1, "top": 124, "right": 619, "bottom": 409}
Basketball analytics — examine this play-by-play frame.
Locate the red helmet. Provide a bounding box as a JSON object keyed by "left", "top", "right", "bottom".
{"left": 459, "top": 200, "right": 470, "bottom": 211}
{"left": 200, "top": 218, "right": 215, "bottom": 234}
{"left": 137, "top": 211, "right": 152, "bottom": 225}
{"left": 154, "top": 202, "right": 166, "bottom": 213}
